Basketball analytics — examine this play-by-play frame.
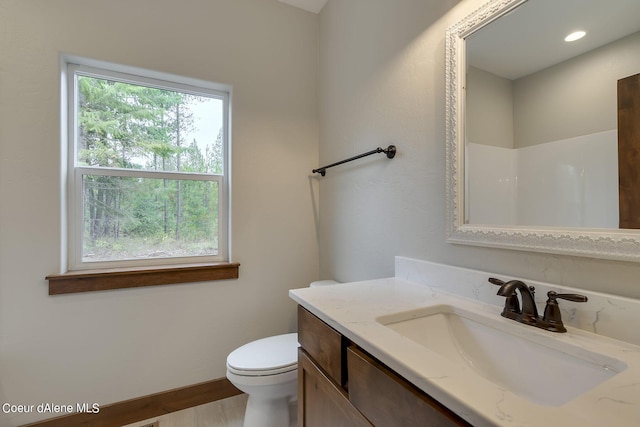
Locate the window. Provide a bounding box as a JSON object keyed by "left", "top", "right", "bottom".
{"left": 64, "top": 58, "right": 231, "bottom": 273}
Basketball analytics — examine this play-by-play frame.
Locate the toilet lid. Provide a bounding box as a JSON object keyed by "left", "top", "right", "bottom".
{"left": 227, "top": 333, "right": 299, "bottom": 376}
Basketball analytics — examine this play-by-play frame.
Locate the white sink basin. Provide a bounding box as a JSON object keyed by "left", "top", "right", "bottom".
{"left": 376, "top": 304, "right": 626, "bottom": 406}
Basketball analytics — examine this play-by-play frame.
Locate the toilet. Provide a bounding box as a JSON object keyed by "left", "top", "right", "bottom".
{"left": 226, "top": 280, "right": 339, "bottom": 427}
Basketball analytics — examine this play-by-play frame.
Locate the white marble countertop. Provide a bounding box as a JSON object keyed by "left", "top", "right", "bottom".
{"left": 289, "top": 277, "right": 640, "bottom": 426}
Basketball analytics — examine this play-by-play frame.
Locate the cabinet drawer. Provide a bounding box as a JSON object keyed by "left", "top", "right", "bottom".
{"left": 347, "top": 347, "right": 471, "bottom": 427}
{"left": 298, "top": 306, "right": 344, "bottom": 385}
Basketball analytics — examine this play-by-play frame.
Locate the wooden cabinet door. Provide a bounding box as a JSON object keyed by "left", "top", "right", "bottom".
{"left": 298, "top": 349, "right": 372, "bottom": 427}
{"left": 618, "top": 72, "right": 640, "bottom": 228}
{"left": 347, "top": 347, "right": 471, "bottom": 427}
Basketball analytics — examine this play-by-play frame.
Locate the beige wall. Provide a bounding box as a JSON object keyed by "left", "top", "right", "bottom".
{"left": 3, "top": 0, "right": 640, "bottom": 425}
{"left": 514, "top": 31, "right": 640, "bottom": 148}
{"left": 318, "top": 0, "right": 640, "bottom": 300}
{"left": 318, "top": 0, "right": 463, "bottom": 281}
{"left": 467, "top": 32, "right": 640, "bottom": 149}
{"left": 0, "top": 1, "right": 318, "bottom": 425}
{"left": 467, "top": 66, "right": 514, "bottom": 148}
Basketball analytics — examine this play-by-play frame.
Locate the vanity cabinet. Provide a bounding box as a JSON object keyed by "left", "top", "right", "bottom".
{"left": 297, "top": 305, "right": 370, "bottom": 427}
{"left": 297, "top": 306, "right": 470, "bottom": 427}
{"left": 298, "top": 349, "right": 372, "bottom": 427}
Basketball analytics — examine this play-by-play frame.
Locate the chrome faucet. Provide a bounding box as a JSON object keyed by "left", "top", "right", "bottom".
{"left": 488, "top": 277, "right": 588, "bottom": 333}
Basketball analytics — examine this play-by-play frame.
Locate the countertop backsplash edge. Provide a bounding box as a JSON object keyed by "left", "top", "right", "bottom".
{"left": 394, "top": 256, "right": 640, "bottom": 346}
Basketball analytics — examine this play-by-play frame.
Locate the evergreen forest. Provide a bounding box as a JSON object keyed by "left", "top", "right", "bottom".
{"left": 77, "top": 75, "right": 223, "bottom": 262}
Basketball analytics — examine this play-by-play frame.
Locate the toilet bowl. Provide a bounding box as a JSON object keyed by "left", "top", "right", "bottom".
{"left": 226, "top": 280, "right": 339, "bottom": 427}
{"left": 227, "top": 333, "right": 299, "bottom": 427}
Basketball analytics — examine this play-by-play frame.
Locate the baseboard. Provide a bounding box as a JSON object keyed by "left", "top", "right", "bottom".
{"left": 20, "top": 378, "right": 242, "bottom": 427}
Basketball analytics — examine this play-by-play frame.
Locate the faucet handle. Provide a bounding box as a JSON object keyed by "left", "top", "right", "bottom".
{"left": 550, "top": 292, "right": 588, "bottom": 303}
{"left": 543, "top": 291, "right": 588, "bottom": 333}
{"left": 488, "top": 277, "right": 505, "bottom": 286}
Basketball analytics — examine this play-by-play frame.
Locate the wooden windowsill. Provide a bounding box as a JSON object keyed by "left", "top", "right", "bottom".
{"left": 46, "top": 262, "right": 240, "bottom": 295}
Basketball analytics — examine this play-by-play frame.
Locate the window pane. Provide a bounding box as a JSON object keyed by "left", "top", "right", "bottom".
{"left": 82, "top": 175, "right": 219, "bottom": 262}
{"left": 77, "top": 75, "right": 224, "bottom": 174}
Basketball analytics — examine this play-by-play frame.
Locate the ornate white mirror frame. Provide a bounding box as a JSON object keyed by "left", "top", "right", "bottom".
{"left": 445, "top": 0, "right": 640, "bottom": 262}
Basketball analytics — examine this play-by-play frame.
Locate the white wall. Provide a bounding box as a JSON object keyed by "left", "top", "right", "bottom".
{"left": 517, "top": 131, "right": 618, "bottom": 228}
{"left": 0, "top": 1, "right": 318, "bottom": 425}
{"left": 468, "top": 130, "right": 619, "bottom": 228}
{"left": 467, "top": 143, "right": 517, "bottom": 225}
{"left": 318, "top": 0, "right": 640, "bottom": 300}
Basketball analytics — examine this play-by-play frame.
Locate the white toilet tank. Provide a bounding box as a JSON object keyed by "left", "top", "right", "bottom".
{"left": 309, "top": 280, "right": 339, "bottom": 287}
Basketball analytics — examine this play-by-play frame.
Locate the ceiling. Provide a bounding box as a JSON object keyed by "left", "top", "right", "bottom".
{"left": 466, "top": 0, "right": 640, "bottom": 80}
{"left": 278, "top": 0, "right": 328, "bottom": 14}
{"left": 278, "top": 0, "right": 640, "bottom": 79}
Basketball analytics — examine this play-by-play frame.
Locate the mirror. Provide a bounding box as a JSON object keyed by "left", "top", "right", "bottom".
{"left": 445, "top": 0, "right": 640, "bottom": 261}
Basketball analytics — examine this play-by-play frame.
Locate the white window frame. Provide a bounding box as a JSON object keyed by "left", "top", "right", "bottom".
{"left": 63, "top": 56, "right": 231, "bottom": 271}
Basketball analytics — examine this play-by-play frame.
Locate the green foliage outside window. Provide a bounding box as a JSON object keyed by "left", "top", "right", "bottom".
{"left": 77, "top": 76, "right": 224, "bottom": 262}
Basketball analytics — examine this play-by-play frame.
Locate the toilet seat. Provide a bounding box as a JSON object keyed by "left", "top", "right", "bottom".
{"left": 226, "top": 333, "right": 299, "bottom": 377}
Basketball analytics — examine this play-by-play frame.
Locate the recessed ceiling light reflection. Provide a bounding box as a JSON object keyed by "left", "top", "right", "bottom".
{"left": 565, "top": 31, "right": 586, "bottom": 42}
